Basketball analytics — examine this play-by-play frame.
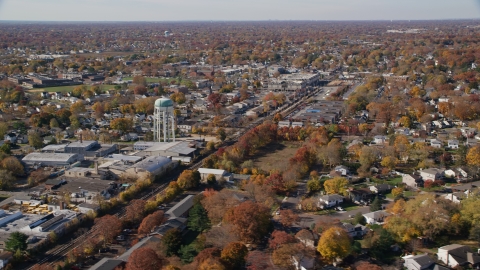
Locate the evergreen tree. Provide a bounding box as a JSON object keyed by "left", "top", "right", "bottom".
{"left": 5, "top": 232, "right": 28, "bottom": 252}
{"left": 188, "top": 203, "right": 211, "bottom": 232}
{"left": 370, "top": 229, "right": 395, "bottom": 260}
{"left": 370, "top": 196, "right": 382, "bottom": 212}
{"left": 162, "top": 228, "right": 182, "bottom": 256}
{"left": 353, "top": 211, "right": 366, "bottom": 225}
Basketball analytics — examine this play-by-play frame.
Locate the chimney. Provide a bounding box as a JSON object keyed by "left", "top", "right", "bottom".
{"left": 94, "top": 161, "right": 98, "bottom": 175}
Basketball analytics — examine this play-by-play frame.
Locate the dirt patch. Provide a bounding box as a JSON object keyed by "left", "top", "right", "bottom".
{"left": 252, "top": 141, "right": 302, "bottom": 172}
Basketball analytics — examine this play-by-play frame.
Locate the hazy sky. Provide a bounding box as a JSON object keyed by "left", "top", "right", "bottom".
{"left": 0, "top": 0, "right": 479, "bottom": 21}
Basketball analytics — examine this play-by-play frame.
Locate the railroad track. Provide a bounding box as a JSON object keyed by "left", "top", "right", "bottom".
{"left": 25, "top": 95, "right": 311, "bottom": 269}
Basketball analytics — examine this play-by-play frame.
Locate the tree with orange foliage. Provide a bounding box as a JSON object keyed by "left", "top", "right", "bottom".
{"left": 138, "top": 211, "right": 166, "bottom": 235}
{"left": 31, "top": 264, "right": 54, "bottom": 270}
{"left": 268, "top": 230, "right": 297, "bottom": 249}
{"left": 355, "top": 262, "right": 382, "bottom": 270}
{"left": 220, "top": 242, "right": 248, "bottom": 269}
{"left": 93, "top": 215, "right": 122, "bottom": 246}
{"left": 278, "top": 209, "right": 299, "bottom": 227}
{"left": 133, "top": 85, "right": 147, "bottom": 95}
{"left": 223, "top": 201, "right": 271, "bottom": 243}
{"left": 126, "top": 247, "right": 163, "bottom": 270}
{"left": 194, "top": 247, "right": 221, "bottom": 265}
{"left": 125, "top": 199, "right": 147, "bottom": 224}
{"left": 198, "top": 258, "right": 226, "bottom": 270}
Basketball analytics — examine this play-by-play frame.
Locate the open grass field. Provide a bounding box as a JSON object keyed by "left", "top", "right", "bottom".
{"left": 26, "top": 84, "right": 114, "bottom": 93}
{"left": 252, "top": 141, "right": 302, "bottom": 172}
{"left": 122, "top": 77, "right": 177, "bottom": 84}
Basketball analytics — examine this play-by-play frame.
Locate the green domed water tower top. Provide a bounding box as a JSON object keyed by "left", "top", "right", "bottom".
{"left": 154, "top": 97, "right": 174, "bottom": 108}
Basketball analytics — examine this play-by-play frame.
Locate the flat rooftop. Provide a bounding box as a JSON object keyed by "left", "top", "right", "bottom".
{"left": 56, "top": 177, "right": 113, "bottom": 193}
{"left": 66, "top": 141, "right": 98, "bottom": 148}
{"left": 143, "top": 141, "right": 196, "bottom": 155}
{"left": 23, "top": 153, "right": 77, "bottom": 162}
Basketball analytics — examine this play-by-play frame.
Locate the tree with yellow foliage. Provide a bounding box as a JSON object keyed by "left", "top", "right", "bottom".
{"left": 198, "top": 258, "right": 225, "bottom": 270}
{"left": 380, "top": 156, "right": 397, "bottom": 170}
{"left": 398, "top": 116, "right": 412, "bottom": 128}
{"left": 317, "top": 227, "right": 351, "bottom": 262}
{"left": 388, "top": 198, "right": 405, "bottom": 215}
{"left": 467, "top": 145, "right": 480, "bottom": 167}
{"left": 391, "top": 187, "right": 404, "bottom": 198}
{"left": 323, "top": 177, "right": 348, "bottom": 195}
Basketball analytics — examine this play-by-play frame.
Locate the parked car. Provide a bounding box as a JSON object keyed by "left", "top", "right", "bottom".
{"left": 116, "top": 235, "right": 126, "bottom": 241}
{"left": 99, "top": 247, "right": 110, "bottom": 253}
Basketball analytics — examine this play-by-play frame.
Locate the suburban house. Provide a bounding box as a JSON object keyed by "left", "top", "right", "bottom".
{"left": 341, "top": 223, "right": 369, "bottom": 238}
{"left": 369, "top": 184, "right": 393, "bottom": 194}
{"left": 402, "top": 173, "right": 423, "bottom": 188}
{"left": 347, "top": 188, "right": 372, "bottom": 204}
{"left": 197, "top": 168, "right": 233, "bottom": 183}
{"left": 363, "top": 210, "right": 391, "bottom": 225}
{"left": 430, "top": 139, "right": 443, "bottom": 148}
{"left": 443, "top": 191, "right": 469, "bottom": 203}
{"left": 448, "top": 140, "right": 459, "bottom": 149}
{"left": 291, "top": 255, "right": 316, "bottom": 270}
{"left": 419, "top": 168, "right": 444, "bottom": 181}
{"left": 403, "top": 254, "right": 449, "bottom": 270}
{"left": 334, "top": 165, "right": 349, "bottom": 176}
{"left": 437, "top": 244, "right": 480, "bottom": 268}
{"left": 373, "top": 135, "right": 387, "bottom": 144}
{"left": 317, "top": 194, "right": 344, "bottom": 209}
{"left": 295, "top": 230, "right": 317, "bottom": 248}
{"left": 461, "top": 127, "right": 476, "bottom": 138}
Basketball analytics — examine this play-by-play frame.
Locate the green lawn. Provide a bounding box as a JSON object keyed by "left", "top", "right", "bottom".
{"left": 314, "top": 209, "right": 336, "bottom": 215}
{"left": 344, "top": 205, "right": 360, "bottom": 211}
{"left": 403, "top": 190, "right": 416, "bottom": 197}
{"left": 387, "top": 189, "right": 416, "bottom": 199}
{"left": 122, "top": 77, "right": 177, "bottom": 83}
{"left": 373, "top": 176, "right": 402, "bottom": 186}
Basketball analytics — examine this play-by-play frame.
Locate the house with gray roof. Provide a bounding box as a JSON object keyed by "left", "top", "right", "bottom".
{"left": 317, "top": 194, "right": 344, "bottom": 209}
{"left": 403, "top": 253, "right": 449, "bottom": 270}
{"left": 363, "top": 210, "right": 390, "bottom": 225}
{"left": 437, "top": 244, "right": 480, "bottom": 268}
{"left": 165, "top": 195, "right": 195, "bottom": 218}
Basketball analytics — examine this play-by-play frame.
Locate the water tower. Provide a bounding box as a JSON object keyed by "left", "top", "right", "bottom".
{"left": 153, "top": 97, "right": 176, "bottom": 142}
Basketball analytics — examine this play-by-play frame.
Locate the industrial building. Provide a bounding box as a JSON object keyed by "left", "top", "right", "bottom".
{"left": 139, "top": 141, "right": 196, "bottom": 157}
{"left": 64, "top": 140, "right": 117, "bottom": 158}
{"left": 197, "top": 168, "right": 233, "bottom": 183}
{"left": 0, "top": 209, "right": 81, "bottom": 250}
{"left": 22, "top": 153, "right": 80, "bottom": 167}
{"left": 291, "top": 101, "right": 344, "bottom": 125}
{"left": 55, "top": 177, "right": 115, "bottom": 203}
{"left": 125, "top": 156, "right": 176, "bottom": 179}
{"left": 268, "top": 73, "right": 320, "bottom": 91}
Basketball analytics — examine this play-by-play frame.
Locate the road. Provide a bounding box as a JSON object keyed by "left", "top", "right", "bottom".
{"left": 343, "top": 82, "right": 362, "bottom": 99}
{"left": 24, "top": 88, "right": 316, "bottom": 269}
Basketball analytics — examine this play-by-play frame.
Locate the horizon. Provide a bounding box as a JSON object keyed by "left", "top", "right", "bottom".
{"left": 0, "top": 0, "right": 479, "bottom": 21}
{"left": 0, "top": 19, "right": 480, "bottom": 23}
